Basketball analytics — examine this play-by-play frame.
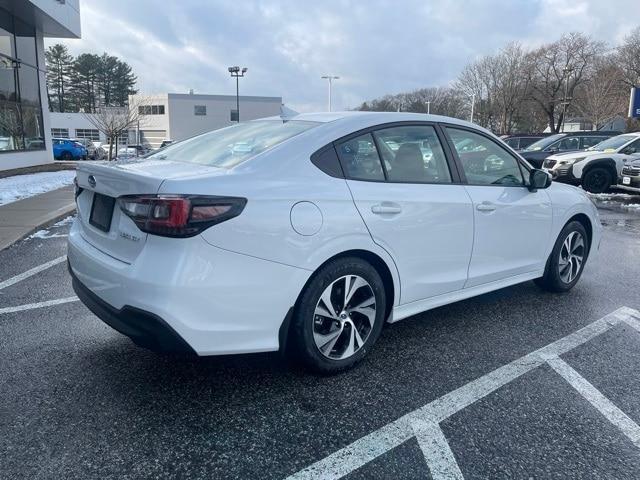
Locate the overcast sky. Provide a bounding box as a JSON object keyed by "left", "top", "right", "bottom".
{"left": 48, "top": 0, "right": 640, "bottom": 112}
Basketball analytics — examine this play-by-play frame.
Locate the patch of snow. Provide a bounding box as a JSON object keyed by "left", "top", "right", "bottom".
{"left": 27, "top": 215, "right": 75, "bottom": 240}
{"left": 588, "top": 192, "right": 636, "bottom": 200}
{"left": 0, "top": 170, "right": 76, "bottom": 206}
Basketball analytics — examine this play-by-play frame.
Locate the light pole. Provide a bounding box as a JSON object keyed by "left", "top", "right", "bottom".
{"left": 470, "top": 93, "right": 476, "bottom": 123}
{"left": 561, "top": 67, "right": 573, "bottom": 132}
{"left": 321, "top": 75, "right": 339, "bottom": 112}
{"left": 426, "top": 101, "right": 431, "bottom": 115}
{"left": 228, "top": 66, "right": 247, "bottom": 122}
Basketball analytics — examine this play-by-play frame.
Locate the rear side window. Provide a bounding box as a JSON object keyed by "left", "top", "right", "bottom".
{"left": 336, "top": 133, "right": 385, "bottom": 181}
{"left": 555, "top": 137, "right": 580, "bottom": 151}
{"left": 505, "top": 137, "right": 520, "bottom": 149}
{"left": 147, "top": 120, "right": 319, "bottom": 168}
{"left": 373, "top": 125, "right": 451, "bottom": 183}
{"left": 581, "top": 136, "right": 606, "bottom": 149}
{"left": 446, "top": 127, "right": 524, "bottom": 186}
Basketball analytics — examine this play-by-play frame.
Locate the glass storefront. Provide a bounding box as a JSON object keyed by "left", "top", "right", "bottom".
{"left": 0, "top": 9, "right": 45, "bottom": 153}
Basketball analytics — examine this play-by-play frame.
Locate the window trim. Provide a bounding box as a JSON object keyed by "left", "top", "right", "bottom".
{"left": 328, "top": 121, "right": 463, "bottom": 185}
{"left": 440, "top": 123, "right": 530, "bottom": 188}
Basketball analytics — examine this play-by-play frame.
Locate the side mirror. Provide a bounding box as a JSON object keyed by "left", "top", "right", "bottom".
{"left": 529, "top": 168, "right": 552, "bottom": 191}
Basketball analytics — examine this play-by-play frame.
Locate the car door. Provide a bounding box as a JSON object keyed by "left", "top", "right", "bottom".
{"left": 337, "top": 124, "right": 474, "bottom": 305}
{"left": 444, "top": 126, "right": 553, "bottom": 288}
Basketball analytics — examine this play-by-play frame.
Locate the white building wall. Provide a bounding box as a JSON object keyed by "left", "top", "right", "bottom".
{"left": 49, "top": 112, "right": 108, "bottom": 142}
{"left": 167, "top": 94, "right": 282, "bottom": 142}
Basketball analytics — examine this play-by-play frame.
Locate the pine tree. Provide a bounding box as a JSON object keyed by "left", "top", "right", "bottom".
{"left": 70, "top": 53, "right": 101, "bottom": 112}
{"left": 44, "top": 44, "right": 74, "bottom": 112}
{"left": 112, "top": 60, "right": 138, "bottom": 106}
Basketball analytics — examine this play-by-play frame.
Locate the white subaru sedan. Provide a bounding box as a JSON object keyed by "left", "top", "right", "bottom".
{"left": 68, "top": 112, "right": 601, "bottom": 373}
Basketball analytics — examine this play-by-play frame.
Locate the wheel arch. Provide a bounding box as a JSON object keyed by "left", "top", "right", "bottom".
{"left": 278, "top": 248, "right": 398, "bottom": 353}
{"left": 580, "top": 158, "right": 617, "bottom": 179}
{"left": 566, "top": 213, "right": 593, "bottom": 252}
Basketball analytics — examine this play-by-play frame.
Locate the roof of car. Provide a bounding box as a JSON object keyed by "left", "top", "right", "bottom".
{"left": 262, "top": 111, "right": 493, "bottom": 137}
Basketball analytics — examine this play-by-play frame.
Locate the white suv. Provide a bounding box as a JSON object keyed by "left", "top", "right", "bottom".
{"left": 543, "top": 133, "right": 640, "bottom": 193}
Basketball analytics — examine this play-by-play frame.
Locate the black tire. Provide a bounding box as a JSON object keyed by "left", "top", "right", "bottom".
{"left": 582, "top": 167, "right": 611, "bottom": 194}
{"left": 535, "top": 221, "right": 589, "bottom": 293}
{"left": 290, "top": 257, "right": 386, "bottom": 374}
{"left": 61, "top": 151, "right": 73, "bottom": 160}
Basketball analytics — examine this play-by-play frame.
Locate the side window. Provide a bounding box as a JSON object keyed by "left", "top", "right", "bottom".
{"left": 556, "top": 137, "right": 580, "bottom": 151}
{"left": 622, "top": 138, "right": 640, "bottom": 155}
{"left": 581, "top": 136, "right": 605, "bottom": 149}
{"left": 446, "top": 127, "right": 524, "bottom": 186}
{"left": 372, "top": 125, "right": 452, "bottom": 183}
{"left": 505, "top": 137, "right": 520, "bottom": 149}
{"left": 336, "top": 133, "right": 385, "bottom": 181}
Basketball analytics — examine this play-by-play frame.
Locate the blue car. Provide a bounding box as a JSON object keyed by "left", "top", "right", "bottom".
{"left": 52, "top": 138, "right": 87, "bottom": 160}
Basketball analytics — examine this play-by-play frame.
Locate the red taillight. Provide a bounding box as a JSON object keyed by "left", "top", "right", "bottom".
{"left": 118, "top": 195, "right": 246, "bottom": 237}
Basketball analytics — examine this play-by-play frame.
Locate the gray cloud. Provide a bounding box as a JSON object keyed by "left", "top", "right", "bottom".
{"left": 49, "top": 0, "right": 640, "bottom": 111}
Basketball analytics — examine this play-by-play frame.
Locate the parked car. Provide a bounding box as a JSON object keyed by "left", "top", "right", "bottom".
{"left": 544, "top": 132, "right": 640, "bottom": 193}
{"left": 519, "top": 131, "right": 620, "bottom": 168}
{"left": 52, "top": 138, "right": 87, "bottom": 160}
{"left": 72, "top": 138, "right": 98, "bottom": 159}
{"left": 620, "top": 157, "right": 640, "bottom": 189}
{"left": 115, "top": 147, "right": 138, "bottom": 160}
{"left": 159, "top": 140, "right": 173, "bottom": 149}
{"left": 501, "top": 133, "right": 547, "bottom": 150}
{"left": 68, "top": 112, "right": 600, "bottom": 373}
{"left": 126, "top": 144, "right": 152, "bottom": 156}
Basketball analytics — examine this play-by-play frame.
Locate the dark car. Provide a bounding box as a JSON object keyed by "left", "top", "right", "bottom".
{"left": 501, "top": 134, "right": 547, "bottom": 150}
{"left": 518, "top": 131, "right": 621, "bottom": 168}
{"left": 620, "top": 158, "right": 640, "bottom": 189}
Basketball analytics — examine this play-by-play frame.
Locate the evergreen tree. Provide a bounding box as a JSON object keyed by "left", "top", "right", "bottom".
{"left": 70, "top": 53, "right": 101, "bottom": 112}
{"left": 111, "top": 60, "right": 138, "bottom": 106}
{"left": 44, "top": 44, "right": 73, "bottom": 112}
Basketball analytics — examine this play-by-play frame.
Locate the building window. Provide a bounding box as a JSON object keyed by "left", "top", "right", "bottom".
{"left": 75, "top": 129, "right": 100, "bottom": 141}
{"left": 51, "top": 128, "right": 69, "bottom": 138}
{"left": 230, "top": 109, "right": 239, "bottom": 122}
{"left": 194, "top": 105, "right": 207, "bottom": 116}
{"left": 138, "top": 105, "right": 165, "bottom": 115}
{"left": 107, "top": 130, "right": 130, "bottom": 146}
{"left": 0, "top": 8, "right": 45, "bottom": 153}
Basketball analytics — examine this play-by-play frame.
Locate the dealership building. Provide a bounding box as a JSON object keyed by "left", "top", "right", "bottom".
{"left": 49, "top": 93, "right": 285, "bottom": 150}
{"left": 0, "top": 0, "right": 81, "bottom": 172}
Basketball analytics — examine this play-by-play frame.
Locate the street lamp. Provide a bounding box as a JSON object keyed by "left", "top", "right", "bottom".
{"left": 228, "top": 66, "right": 247, "bottom": 122}
{"left": 470, "top": 93, "right": 476, "bottom": 123}
{"left": 321, "top": 75, "right": 339, "bottom": 112}
{"left": 561, "top": 67, "right": 573, "bottom": 133}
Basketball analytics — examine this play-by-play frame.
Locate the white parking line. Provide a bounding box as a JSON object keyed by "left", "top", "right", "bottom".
{"left": 0, "top": 255, "right": 66, "bottom": 291}
{"left": 0, "top": 296, "right": 79, "bottom": 315}
{"left": 547, "top": 357, "right": 640, "bottom": 449}
{"left": 286, "top": 306, "right": 640, "bottom": 480}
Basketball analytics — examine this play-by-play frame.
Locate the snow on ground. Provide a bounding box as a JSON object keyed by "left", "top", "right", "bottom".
{"left": 0, "top": 170, "right": 76, "bottom": 206}
{"left": 28, "top": 215, "right": 75, "bottom": 239}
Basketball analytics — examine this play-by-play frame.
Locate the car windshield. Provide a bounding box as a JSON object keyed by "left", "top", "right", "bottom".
{"left": 147, "top": 120, "right": 320, "bottom": 168}
{"left": 586, "top": 134, "right": 636, "bottom": 152}
{"left": 522, "top": 134, "right": 564, "bottom": 151}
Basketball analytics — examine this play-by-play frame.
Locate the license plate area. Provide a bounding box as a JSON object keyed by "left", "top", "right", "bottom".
{"left": 89, "top": 193, "right": 116, "bottom": 232}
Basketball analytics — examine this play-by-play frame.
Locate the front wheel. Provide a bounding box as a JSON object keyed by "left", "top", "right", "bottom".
{"left": 535, "top": 221, "right": 589, "bottom": 292}
{"left": 582, "top": 167, "right": 611, "bottom": 193}
{"left": 291, "top": 257, "right": 386, "bottom": 374}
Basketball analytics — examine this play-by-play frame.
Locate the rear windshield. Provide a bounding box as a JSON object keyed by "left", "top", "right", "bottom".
{"left": 147, "top": 120, "right": 319, "bottom": 168}
{"left": 586, "top": 134, "right": 636, "bottom": 152}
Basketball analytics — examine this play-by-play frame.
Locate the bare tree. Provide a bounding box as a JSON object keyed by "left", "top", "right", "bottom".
{"left": 617, "top": 26, "right": 640, "bottom": 87}
{"left": 573, "top": 56, "right": 627, "bottom": 129}
{"left": 83, "top": 98, "right": 147, "bottom": 160}
{"left": 526, "top": 33, "right": 605, "bottom": 133}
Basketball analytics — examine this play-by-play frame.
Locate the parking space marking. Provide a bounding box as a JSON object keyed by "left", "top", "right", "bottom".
{"left": 0, "top": 296, "right": 78, "bottom": 315}
{"left": 0, "top": 255, "right": 66, "bottom": 291}
{"left": 413, "top": 420, "right": 464, "bottom": 480}
{"left": 286, "top": 306, "right": 640, "bottom": 480}
{"left": 547, "top": 357, "right": 640, "bottom": 449}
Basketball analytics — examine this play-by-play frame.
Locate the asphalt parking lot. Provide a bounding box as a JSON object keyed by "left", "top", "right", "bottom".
{"left": 1, "top": 193, "right": 640, "bottom": 480}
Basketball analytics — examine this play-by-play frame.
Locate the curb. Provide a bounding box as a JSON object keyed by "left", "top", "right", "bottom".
{"left": 0, "top": 202, "right": 76, "bottom": 252}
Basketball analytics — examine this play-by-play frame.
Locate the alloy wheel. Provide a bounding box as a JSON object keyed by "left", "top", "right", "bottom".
{"left": 558, "top": 231, "right": 585, "bottom": 284}
{"left": 312, "top": 275, "right": 376, "bottom": 360}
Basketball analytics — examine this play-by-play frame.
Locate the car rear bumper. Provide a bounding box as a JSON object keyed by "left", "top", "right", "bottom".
{"left": 67, "top": 219, "right": 311, "bottom": 355}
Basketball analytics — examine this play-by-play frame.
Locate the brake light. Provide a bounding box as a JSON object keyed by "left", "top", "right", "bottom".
{"left": 118, "top": 195, "right": 246, "bottom": 237}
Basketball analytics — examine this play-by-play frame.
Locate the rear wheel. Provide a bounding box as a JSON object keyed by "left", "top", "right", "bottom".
{"left": 61, "top": 151, "right": 73, "bottom": 160}
{"left": 535, "top": 221, "right": 589, "bottom": 292}
{"left": 291, "top": 257, "right": 386, "bottom": 374}
{"left": 582, "top": 167, "right": 611, "bottom": 193}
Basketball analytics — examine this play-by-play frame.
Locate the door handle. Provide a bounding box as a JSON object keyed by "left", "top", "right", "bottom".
{"left": 371, "top": 203, "right": 402, "bottom": 215}
{"left": 476, "top": 202, "right": 496, "bottom": 212}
